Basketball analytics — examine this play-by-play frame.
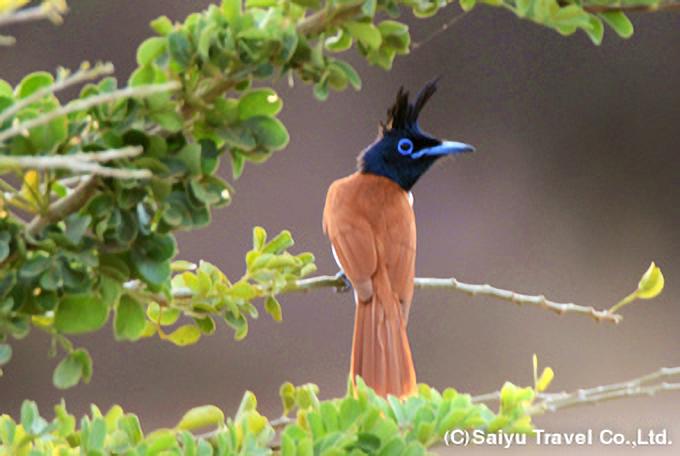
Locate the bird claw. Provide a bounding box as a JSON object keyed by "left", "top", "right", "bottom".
{"left": 334, "top": 271, "right": 353, "bottom": 294}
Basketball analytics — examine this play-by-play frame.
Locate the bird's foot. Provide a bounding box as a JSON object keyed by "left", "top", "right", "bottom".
{"left": 334, "top": 271, "right": 353, "bottom": 294}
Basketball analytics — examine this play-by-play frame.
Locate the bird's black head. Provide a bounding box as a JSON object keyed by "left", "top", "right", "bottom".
{"left": 358, "top": 79, "right": 475, "bottom": 192}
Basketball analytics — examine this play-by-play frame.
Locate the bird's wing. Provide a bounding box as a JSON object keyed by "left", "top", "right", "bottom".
{"left": 324, "top": 174, "right": 416, "bottom": 320}
{"left": 323, "top": 177, "right": 378, "bottom": 299}
{"left": 381, "top": 193, "right": 417, "bottom": 324}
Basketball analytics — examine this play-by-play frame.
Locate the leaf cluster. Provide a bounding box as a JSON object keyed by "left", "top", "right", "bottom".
{"left": 0, "top": 376, "right": 540, "bottom": 455}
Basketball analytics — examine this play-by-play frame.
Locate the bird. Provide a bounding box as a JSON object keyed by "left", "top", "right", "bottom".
{"left": 323, "top": 79, "right": 475, "bottom": 399}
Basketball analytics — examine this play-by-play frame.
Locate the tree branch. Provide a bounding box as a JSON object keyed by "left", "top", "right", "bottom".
{"left": 0, "top": 1, "right": 69, "bottom": 29}
{"left": 0, "top": 81, "right": 181, "bottom": 144}
{"left": 0, "top": 62, "right": 114, "bottom": 126}
{"left": 128, "top": 274, "right": 622, "bottom": 324}
{"left": 296, "top": 4, "right": 364, "bottom": 37}
{"left": 531, "top": 367, "right": 680, "bottom": 414}
{"left": 286, "top": 275, "right": 622, "bottom": 323}
{"left": 580, "top": 2, "right": 680, "bottom": 13}
{"left": 469, "top": 367, "right": 680, "bottom": 412}
{"left": 0, "top": 147, "right": 151, "bottom": 179}
{"left": 25, "top": 175, "right": 98, "bottom": 236}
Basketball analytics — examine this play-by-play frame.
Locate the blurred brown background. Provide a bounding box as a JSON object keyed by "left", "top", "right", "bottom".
{"left": 1, "top": 1, "right": 678, "bottom": 454}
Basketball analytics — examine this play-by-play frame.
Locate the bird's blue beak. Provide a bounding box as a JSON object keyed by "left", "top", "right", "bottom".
{"left": 411, "top": 141, "right": 475, "bottom": 159}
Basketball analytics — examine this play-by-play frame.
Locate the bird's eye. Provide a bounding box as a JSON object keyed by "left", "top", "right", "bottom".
{"left": 398, "top": 138, "right": 413, "bottom": 155}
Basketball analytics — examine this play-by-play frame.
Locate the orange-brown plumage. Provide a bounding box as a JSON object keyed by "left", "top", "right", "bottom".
{"left": 323, "top": 173, "right": 418, "bottom": 398}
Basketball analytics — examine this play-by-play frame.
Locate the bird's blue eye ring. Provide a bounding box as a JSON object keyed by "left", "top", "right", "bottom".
{"left": 398, "top": 138, "right": 413, "bottom": 155}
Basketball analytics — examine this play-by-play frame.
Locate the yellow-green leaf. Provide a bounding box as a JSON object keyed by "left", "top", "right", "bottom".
{"left": 636, "top": 262, "right": 664, "bottom": 299}
{"left": 176, "top": 405, "right": 225, "bottom": 431}
{"left": 167, "top": 325, "right": 201, "bottom": 346}
{"left": 536, "top": 367, "right": 554, "bottom": 392}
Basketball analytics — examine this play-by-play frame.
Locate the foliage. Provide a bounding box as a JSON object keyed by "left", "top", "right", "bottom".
{"left": 0, "top": 376, "right": 542, "bottom": 455}
{"left": 0, "top": 0, "right": 672, "bottom": 407}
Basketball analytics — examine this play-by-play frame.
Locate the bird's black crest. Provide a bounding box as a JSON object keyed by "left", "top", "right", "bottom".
{"left": 383, "top": 77, "right": 440, "bottom": 132}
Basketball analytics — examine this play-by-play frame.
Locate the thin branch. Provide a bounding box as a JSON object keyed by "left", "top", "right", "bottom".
{"left": 0, "top": 81, "right": 181, "bottom": 144}
{"left": 297, "top": 4, "right": 364, "bottom": 37}
{"left": 25, "top": 175, "right": 98, "bottom": 236}
{"left": 286, "top": 275, "right": 622, "bottom": 324}
{"left": 580, "top": 1, "right": 680, "bottom": 13}
{"left": 0, "top": 2, "right": 69, "bottom": 29}
{"left": 0, "top": 62, "right": 114, "bottom": 126}
{"left": 412, "top": 9, "right": 469, "bottom": 51}
{"left": 126, "top": 274, "right": 622, "bottom": 324}
{"left": 531, "top": 366, "right": 680, "bottom": 414}
{"left": 0, "top": 35, "right": 15, "bottom": 46}
{"left": 0, "top": 147, "right": 151, "bottom": 179}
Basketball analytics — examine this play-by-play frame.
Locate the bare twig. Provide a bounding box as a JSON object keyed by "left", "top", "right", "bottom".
{"left": 412, "top": 9, "right": 469, "bottom": 50}
{"left": 470, "top": 367, "right": 680, "bottom": 413}
{"left": 0, "top": 62, "right": 114, "bottom": 126}
{"left": 0, "top": 147, "right": 150, "bottom": 179}
{"left": 0, "top": 81, "right": 181, "bottom": 144}
{"left": 285, "top": 275, "right": 622, "bottom": 324}
{"left": 531, "top": 367, "right": 680, "bottom": 414}
{"left": 25, "top": 175, "right": 98, "bottom": 236}
{"left": 0, "top": 1, "right": 69, "bottom": 29}
{"left": 580, "top": 1, "right": 680, "bottom": 13}
{"left": 297, "top": 4, "right": 364, "bottom": 36}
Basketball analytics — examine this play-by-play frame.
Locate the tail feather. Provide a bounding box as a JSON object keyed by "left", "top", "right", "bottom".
{"left": 350, "top": 283, "right": 417, "bottom": 399}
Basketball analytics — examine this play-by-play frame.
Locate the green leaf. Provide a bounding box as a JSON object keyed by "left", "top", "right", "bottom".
{"left": 151, "top": 109, "right": 184, "bottom": 133}
{"left": 362, "top": 0, "right": 377, "bottom": 17}
{"left": 238, "top": 89, "right": 283, "bottom": 120}
{"left": 55, "top": 401, "right": 76, "bottom": 436}
{"left": 53, "top": 353, "right": 84, "bottom": 389}
{"left": 227, "top": 281, "right": 257, "bottom": 300}
{"left": 0, "top": 344, "right": 11, "bottom": 365}
{"left": 460, "top": 0, "right": 476, "bottom": 12}
{"left": 115, "top": 295, "right": 147, "bottom": 341}
{"left": 89, "top": 417, "right": 107, "bottom": 450}
{"left": 167, "top": 325, "right": 201, "bottom": 346}
{"left": 230, "top": 149, "right": 245, "bottom": 179}
{"left": 253, "top": 226, "right": 267, "bottom": 251}
{"left": 263, "top": 230, "right": 294, "bottom": 254}
{"left": 16, "top": 71, "right": 54, "bottom": 99}
{"left": 194, "top": 316, "right": 216, "bottom": 334}
{"left": 599, "top": 11, "right": 633, "bottom": 38}
{"left": 329, "top": 61, "right": 361, "bottom": 90}
{"left": 377, "top": 20, "right": 410, "bottom": 53}
{"left": 345, "top": 23, "right": 382, "bottom": 50}
{"left": 64, "top": 213, "right": 92, "bottom": 245}
{"left": 176, "top": 405, "right": 225, "bottom": 431}
{"left": 178, "top": 143, "right": 203, "bottom": 176}
{"left": 168, "top": 32, "right": 193, "bottom": 68}
{"left": 137, "top": 37, "right": 168, "bottom": 65}
{"left": 131, "top": 254, "right": 171, "bottom": 288}
{"left": 54, "top": 295, "right": 109, "bottom": 334}
{"left": 20, "top": 401, "right": 38, "bottom": 433}
{"left": 240, "top": 116, "right": 290, "bottom": 150}
{"left": 151, "top": 16, "right": 174, "bottom": 35}
{"left": 0, "top": 79, "right": 13, "bottom": 98}
{"left": 351, "top": 432, "right": 381, "bottom": 453}
{"left": 147, "top": 303, "right": 181, "bottom": 326}
{"left": 265, "top": 296, "right": 282, "bottom": 322}
{"left": 74, "top": 348, "right": 93, "bottom": 383}
{"left": 222, "top": 0, "right": 242, "bottom": 28}
{"left": 584, "top": 15, "right": 604, "bottom": 45}
{"left": 325, "top": 30, "right": 353, "bottom": 52}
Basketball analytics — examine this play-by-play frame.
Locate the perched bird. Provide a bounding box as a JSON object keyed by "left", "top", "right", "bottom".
{"left": 323, "top": 79, "right": 475, "bottom": 399}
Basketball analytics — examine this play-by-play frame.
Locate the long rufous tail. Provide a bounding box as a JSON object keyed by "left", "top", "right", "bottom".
{"left": 349, "top": 276, "right": 417, "bottom": 399}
